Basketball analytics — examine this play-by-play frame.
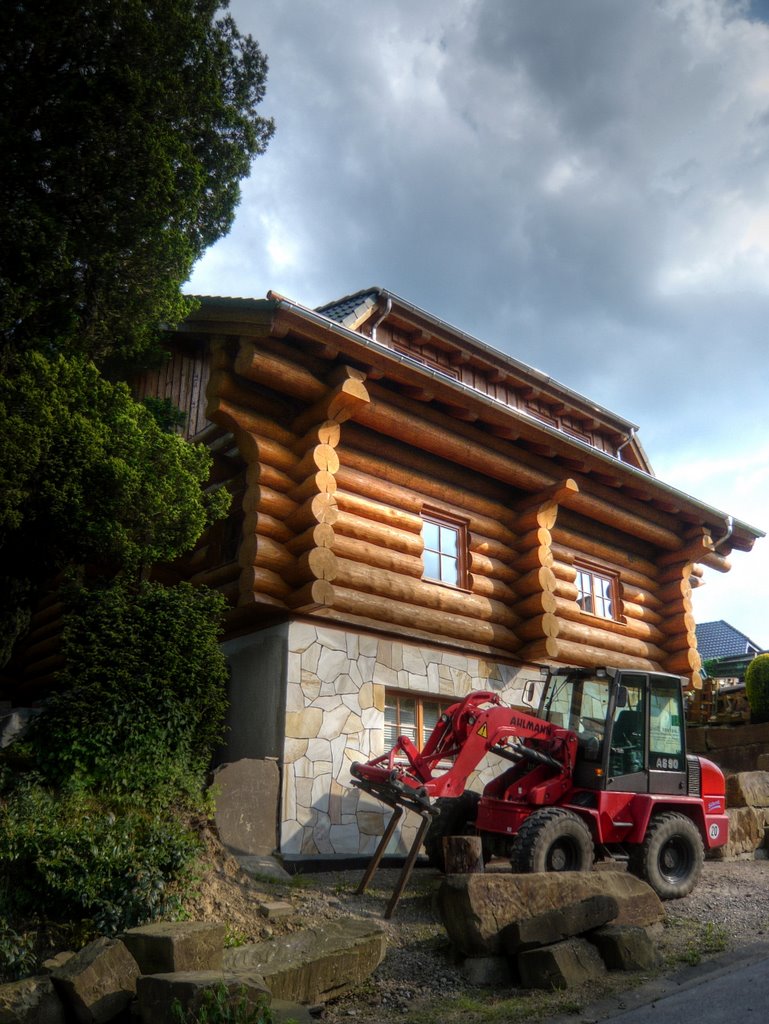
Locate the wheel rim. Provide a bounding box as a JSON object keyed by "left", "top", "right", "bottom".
{"left": 546, "top": 839, "right": 578, "bottom": 871}
{"left": 658, "top": 835, "right": 693, "bottom": 882}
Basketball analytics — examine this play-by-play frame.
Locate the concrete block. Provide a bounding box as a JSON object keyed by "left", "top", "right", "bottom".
{"left": 517, "top": 938, "right": 606, "bottom": 990}
{"left": 51, "top": 937, "right": 139, "bottom": 1024}
{"left": 502, "top": 895, "right": 619, "bottom": 953}
{"left": 122, "top": 922, "right": 225, "bottom": 975}
{"left": 0, "top": 975, "right": 66, "bottom": 1023}
{"left": 588, "top": 925, "right": 660, "bottom": 970}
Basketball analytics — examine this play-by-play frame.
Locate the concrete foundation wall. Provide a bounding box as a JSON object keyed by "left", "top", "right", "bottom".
{"left": 219, "top": 625, "right": 289, "bottom": 762}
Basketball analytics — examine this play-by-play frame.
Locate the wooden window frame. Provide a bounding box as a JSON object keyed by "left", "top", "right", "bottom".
{"left": 421, "top": 507, "right": 469, "bottom": 589}
{"left": 384, "top": 690, "right": 452, "bottom": 751}
{"left": 575, "top": 561, "right": 623, "bottom": 622}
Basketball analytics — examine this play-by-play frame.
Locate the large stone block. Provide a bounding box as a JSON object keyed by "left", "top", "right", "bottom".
{"left": 436, "top": 872, "right": 663, "bottom": 957}
{"left": 211, "top": 758, "right": 280, "bottom": 856}
{"left": 517, "top": 937, "right": 607, "bottom": 990}
{"left": 122, "top": 922, "right": 225, "bottom": 975}
{"left": 757, "top": 753, "right": 769, "bottom": 771}
{"left": 136, "top": 971, "right": 270, "bottom": 1024}
{"left": 588, "top": 925, "right": 660, "bottom": 971}
{"left": 726, "top": 771, "right": 769, "bottom": 808}
{"left": 223, "top": 919, "right": 386, "bottom": 1004}
{"left": 711, "top": 806, "right": 762, "bottom": 858}
{"left": 502, "top": 895, "right": 619, "bottom": 954}
{"left": 0, "top": 975, "right": 66, "bottom": 1024}
{"left": 51, "top": 938, "right": 139, "bottom": 1024}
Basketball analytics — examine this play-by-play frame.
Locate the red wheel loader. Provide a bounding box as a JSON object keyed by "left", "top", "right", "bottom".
{"left": 351, "top": 667, "right": 727, "bottom": 917}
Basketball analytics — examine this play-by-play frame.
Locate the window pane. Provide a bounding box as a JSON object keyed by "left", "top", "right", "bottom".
{"left": 423, "top": 550, "right": 440, "bottom": 580}
{"left": 399, "top": 698, "right": 417, "bottom": 744}
{"left": 422, "top": 701, "right": 441, "bottom": 744}
{"left": 384, "top": 697, "right": 398, "bottom": 748}
{"left": 440, "top": 526, "right": 458, "bottom": 556}
{"left": 441, "top": 554, "right": 458, "bottom": 584}
{"left": 423, "top": 521, "right": 440, "bottom": 551}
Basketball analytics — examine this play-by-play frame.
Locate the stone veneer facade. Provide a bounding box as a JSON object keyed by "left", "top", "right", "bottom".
{"left": 281, "top": 621, "right": 542, "bottom": 859}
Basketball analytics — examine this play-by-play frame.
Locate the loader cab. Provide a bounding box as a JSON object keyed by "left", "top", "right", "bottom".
{"left": 539, "top": 668, "right": 688, "bottom": 795}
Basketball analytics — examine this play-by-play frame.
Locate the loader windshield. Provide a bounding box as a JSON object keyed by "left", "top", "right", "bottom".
{"left": 541, "top": 671, "right": 611, "bottom": 745}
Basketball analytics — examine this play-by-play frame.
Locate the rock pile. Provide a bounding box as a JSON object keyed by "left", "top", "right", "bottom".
{"left": 0, "top": 918, "right": 386, "bottom": 1024}
{"left": 436, "top": 871, "right": 663, "bottom": 990}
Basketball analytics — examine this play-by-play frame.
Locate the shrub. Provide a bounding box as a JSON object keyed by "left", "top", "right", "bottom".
{"left": 0, "top": 780, "right": 200, "bottom": 936}
{"left": 171, "top": 984, "right": 276, "bottom": 1024}
{"left": 745, "top": 653, "right": 769, "bottom": 724}
{"left": 31, "top": 578, "right": 229, "bottom": 803}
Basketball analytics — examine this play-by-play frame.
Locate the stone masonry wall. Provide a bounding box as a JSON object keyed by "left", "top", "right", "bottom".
{"left": 280, "top": 622, "right": 542, "bottom": 859}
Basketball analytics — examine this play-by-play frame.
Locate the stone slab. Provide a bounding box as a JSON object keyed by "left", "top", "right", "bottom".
{"left": 122, "top": 922, "right": 225, "bottom": 975}
{"left": 212, "top": 758, "right": 280, "bottom": 857}
{"left": 711, "top": 806, "right": 762, "bottom": 858}
{"left": 460, "top": 956, "right": 513, "bottom": 987}
{"left": 517, "top": 937, "right": 607, "bottom": 990}
{"left": 437, "top": 872, "right": 664, "bottom": 957}
{"left": 588, "top": 925, "right": 660, "bottom": 971}
{"left": 726, "top": 771, "right": 769, "bottom": 808}
{"left": 136, "top": 971, "right": 270, "bottom": 1024}
{"left": 502, "top": 894, "right": 619, "bottom": 953}
{"left": 223, "top": 919, "right": 386, "bottom": 1004}
{"left": 0, "top": 975, "right": 66, "bottom": 1024}
{"left": 51, "top": 938, "right": 138, "bottom": 1024}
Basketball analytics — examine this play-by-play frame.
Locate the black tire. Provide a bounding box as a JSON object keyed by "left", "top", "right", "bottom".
{"left": 509, "top": 807, "right": 594, "bottom": 874}
{"left": 423, "top": 792, "right": 481, "bottom": 872}
{"left": 629, "top": 811, "right": 704, "bottom": 900}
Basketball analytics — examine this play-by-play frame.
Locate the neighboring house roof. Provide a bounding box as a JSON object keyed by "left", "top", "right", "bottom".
{"left": 696, "top": 620, "right": 763, "bottom": 660}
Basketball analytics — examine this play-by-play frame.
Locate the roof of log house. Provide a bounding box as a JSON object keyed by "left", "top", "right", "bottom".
{"left": 175, "top": 286, "right": 763, "bottom": 560}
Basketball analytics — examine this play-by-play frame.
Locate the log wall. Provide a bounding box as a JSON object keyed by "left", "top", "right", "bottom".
{"left": 170, "top": 331, "right": 711, "bottom": 683}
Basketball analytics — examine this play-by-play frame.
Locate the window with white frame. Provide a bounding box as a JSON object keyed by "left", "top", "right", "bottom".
{"left": 575, "top": 563, "right": 620, "bottom": 621}
{"left": 421, "top": 510, "right": 468, "bottom": 588}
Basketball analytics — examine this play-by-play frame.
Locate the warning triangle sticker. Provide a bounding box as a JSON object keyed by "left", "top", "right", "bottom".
{"left": 477, "top": 723, "right": 488, "bottom": 738}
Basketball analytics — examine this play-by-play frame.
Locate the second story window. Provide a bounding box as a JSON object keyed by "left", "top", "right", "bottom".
{"left": 421, "top": 510, "right": 468, "bottom": 588}
{"left": 576, "top": 564, "right": 620, "bottom": 621}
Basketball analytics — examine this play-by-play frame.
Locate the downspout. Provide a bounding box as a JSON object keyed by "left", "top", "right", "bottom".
{"left": 616, "top": 427, "right": 636, "bottom": 460}
{"left": 368, "top": 295, "right": 392, "bottom": 342}
{"left": 713, "top": 515, "right": 734, "bottom": 553}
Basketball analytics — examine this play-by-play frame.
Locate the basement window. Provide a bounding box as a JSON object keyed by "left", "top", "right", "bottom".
{"left": 421, "top": 510, "right": 468, "bottom": 588}
{"left": 384, "top": 691, "right": 451, "bottom": 750}
{"left": 575, "top": 563, "right": 620, "bottom": 621}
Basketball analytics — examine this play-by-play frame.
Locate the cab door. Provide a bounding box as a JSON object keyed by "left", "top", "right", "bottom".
{"left": 605, "top": 672, "right": 648, "bottom": 793}
{"left": 646, "top": 673, "right": 688, "bottom": 796}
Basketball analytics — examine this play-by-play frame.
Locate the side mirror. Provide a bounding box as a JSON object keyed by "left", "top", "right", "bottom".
{"left": 616, "top": 685, "right": 629, "bottom": 710}
{"left": 524, "top": 681, "right": 536, "bottom": 706}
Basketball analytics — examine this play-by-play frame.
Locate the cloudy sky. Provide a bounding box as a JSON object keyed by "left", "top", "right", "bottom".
{"left": 190, "top": 0, "right": 769, "bottom": 648}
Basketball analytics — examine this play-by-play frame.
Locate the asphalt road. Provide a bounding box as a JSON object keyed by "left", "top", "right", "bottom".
{"left": 547, "top": 940, "right": 769, "bottom": 1024}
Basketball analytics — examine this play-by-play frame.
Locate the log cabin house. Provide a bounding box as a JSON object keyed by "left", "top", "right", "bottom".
{"left": 13, "top": 286, "right": 764, "bottom": 863}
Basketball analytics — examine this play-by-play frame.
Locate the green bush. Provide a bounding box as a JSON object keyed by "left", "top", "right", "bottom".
{"left": 745, "top": 653, "right": 769, "bottom": 723}
{"left": 0, "top": 781, "right": 200, "bottom": 937}
{"left": 30, "top": 578, "right": 229, "bottom": 802}
{"left": 0, "top": 577, "right": 229, "bottom": 942}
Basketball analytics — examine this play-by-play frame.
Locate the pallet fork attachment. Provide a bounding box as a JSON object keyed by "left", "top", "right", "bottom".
{"left": 351, "top": 767, "right": 438, "bottom": 919}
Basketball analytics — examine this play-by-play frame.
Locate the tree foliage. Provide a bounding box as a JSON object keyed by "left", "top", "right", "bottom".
{"left": 0, "top": 0, "right": 274, "bottom": 366}
{"left": 0, "top": 352, "right": 230, "bottom": 664}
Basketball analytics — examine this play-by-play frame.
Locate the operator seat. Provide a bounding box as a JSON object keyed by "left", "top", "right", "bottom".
{"left": 610, "top": 708, "right": 643, "bottom": 775}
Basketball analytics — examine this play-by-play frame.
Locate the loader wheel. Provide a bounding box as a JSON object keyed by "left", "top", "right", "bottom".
{"left": 423, "top": 792, "right": 481, "bottom": 872}
{"left": 509, "top": 807, "right": 594, "bottom": 874}
{"left": 629, "top": 812, "right": 703, "bottom": 900}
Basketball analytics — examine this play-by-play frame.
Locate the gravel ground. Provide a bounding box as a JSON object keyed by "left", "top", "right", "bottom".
{"left": 303, "top": 856, "right": 769, "bottom": 1023}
